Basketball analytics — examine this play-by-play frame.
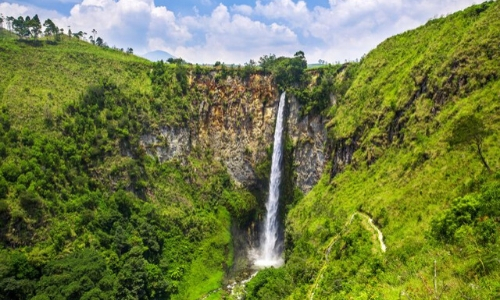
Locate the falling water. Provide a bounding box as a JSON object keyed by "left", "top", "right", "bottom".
{"left": 254, "top": 92, "right": 286, "bottom": 268}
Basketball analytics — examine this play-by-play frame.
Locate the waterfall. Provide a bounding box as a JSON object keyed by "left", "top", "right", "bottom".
{"left": 254, "top": 92, "right": 286, "bottom": 268}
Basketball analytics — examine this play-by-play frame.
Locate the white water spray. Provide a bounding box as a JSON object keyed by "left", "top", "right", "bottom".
{"left": 254, "top": 92, "right": 286, "bottom": 268}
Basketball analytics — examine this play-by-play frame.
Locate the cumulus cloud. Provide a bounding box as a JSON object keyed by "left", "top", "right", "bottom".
{"left": 0, "top": 0, "right": 485, "bottom": 64}
{"left": 54, "top": 0, "right": 191, "bottom": 54}
{"left": 0, "top": 2, "right": 62, "bottom": 21}
{"left": 156, "top": 4, "right": 299, "bottom": 63}
{"left": 231, "top": 4, "right": 253, "bottom": 16}
{"left": 255, "top": 0, "right": 311, "bottom": 28}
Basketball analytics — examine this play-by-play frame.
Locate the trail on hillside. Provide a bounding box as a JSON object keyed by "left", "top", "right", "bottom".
{"left": 366, "top": 214, "right": 387, "bottom": 252}
{"left": 308, "top": 212, "right": 387, "bottom": 300}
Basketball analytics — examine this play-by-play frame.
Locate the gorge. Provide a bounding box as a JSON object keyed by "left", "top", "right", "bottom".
{"left": 0, "top": 1, "right": 499, "bottom": 299}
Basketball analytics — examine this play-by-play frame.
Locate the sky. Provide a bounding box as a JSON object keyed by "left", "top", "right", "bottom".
{"left": 0, "top": 0, "right": 484, "bottom": 64}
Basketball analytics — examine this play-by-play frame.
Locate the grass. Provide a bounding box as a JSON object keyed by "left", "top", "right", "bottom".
{"left": 0, "top": 35, "right": 151, "bottom": 132}
{"left": 253, "top": 2, "right": 500, "bottom": 299}
{"left": 0, "top": 32, "right": 247, "bottom": 299}
{"left": 1, "top": 2, "right": 499, "bottom": 298}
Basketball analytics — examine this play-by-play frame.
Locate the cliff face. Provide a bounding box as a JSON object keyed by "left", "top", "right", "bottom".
{"left": 287, "top": 95, "right": 328, "bottom": 193}
{"left": 193, "top": 74, "right": 276, "bottom": 187}
{"left": 140, "top": 73, "right": 328, "bottom": 193}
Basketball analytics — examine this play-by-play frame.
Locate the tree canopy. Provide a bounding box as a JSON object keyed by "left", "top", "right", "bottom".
{"left": 448, "top": 114, "right": 492, "bottom": 172}
{"left": 258, "top": 51, "right": 308, "bottom": 91}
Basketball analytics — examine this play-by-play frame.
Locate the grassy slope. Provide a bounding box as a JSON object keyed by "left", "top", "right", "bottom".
{"left": 282, "top": 2, "right": 500, "bottom": 299}
{"left": 0, "top": 34, "right": 150, "bottom": 132}
{"left": 0, "top": 33, "right": 237, "bottom": 299}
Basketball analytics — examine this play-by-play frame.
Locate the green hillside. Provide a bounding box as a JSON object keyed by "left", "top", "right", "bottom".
{"left": 0, "top": 1, "right": 499, "bottom": 299}
{"left": 0, "top": 29, "right": 250, "bottom": 300}
{"left": 248, "top": 2, "right": 500, "bottom": 299}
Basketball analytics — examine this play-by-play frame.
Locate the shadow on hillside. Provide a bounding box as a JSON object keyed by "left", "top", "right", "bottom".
{"left": 18, "top": 39, "right": 43, "bottom": 47}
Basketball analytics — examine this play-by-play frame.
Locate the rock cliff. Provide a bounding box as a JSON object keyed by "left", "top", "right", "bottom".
{"left": 141, "top": 72, "right": 328, "bottom": 193}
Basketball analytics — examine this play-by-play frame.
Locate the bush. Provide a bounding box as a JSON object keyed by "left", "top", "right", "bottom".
{"left": 431, "top": 183, "right": 500, "bottom": 245}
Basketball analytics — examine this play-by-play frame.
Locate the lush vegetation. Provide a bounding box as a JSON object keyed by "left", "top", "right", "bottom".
{"left": 1, "top": 1, "right": 499, "bottom": 299}
{"left": 246, "top": 1, "right": 500, "bottom": 299}
{"left": 0, "top": 28, "right": 255, "bottom": 299}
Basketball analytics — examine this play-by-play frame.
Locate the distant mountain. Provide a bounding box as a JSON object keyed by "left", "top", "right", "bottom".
{"left": 141, "top": 50, "right": 175, "bottom": 62}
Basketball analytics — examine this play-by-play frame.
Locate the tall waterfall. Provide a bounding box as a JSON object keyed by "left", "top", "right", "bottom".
{"left": 255, "top": 92, "right": 286, "bottom": 267}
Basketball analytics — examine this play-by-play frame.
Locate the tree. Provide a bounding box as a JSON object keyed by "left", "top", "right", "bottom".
{"left": 242, "top": 59, "right": 257, "bottom": 80}
{"left": 0, "top": 14, "right": 4, "bottom": 29}
{"left": 126, "top": 47, "right": 133, "bottom": 54}
{"left": 167, "top": 57, "right": 186, "bottom": 65}
{"left": 43, "top": 19, "right": 58, "bottom": 39}
{"left": 12, "top": 16, "right": 29, "bottom": 38}
{"left": 72, "top": 31, "right": 83, "bottom": 39}
{"left": 91, "top": 29, "right": 97, "bottom": 44}
{"left": 6, "top": 16, "right": 15, "bottom": 31}
{"left": 448, "top": 114, "right": 491, "bottom": 172}
{"left": 259, "top": 53, "right": 277, "bottom": 75}
{"left": 294, "top": 51, "right": 307, "bottom": 69}
{"left": 96, "top": 37, "right": 103, "bottom": 47}
{"left": 28, "top": 14, "right": 42, "bottom": 38}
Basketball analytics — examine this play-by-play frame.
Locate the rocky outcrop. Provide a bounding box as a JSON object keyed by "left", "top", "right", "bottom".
{"left": 330, "top": 137, "right": 357, "bottom": 178}
{"left": 141, "top": 73, "right": 329, "bottom": 193}
{"left": 140, "top": 127, "right": 190, "bottom": 163}
{"left": 192, "top": 74, "right": 277, "bottom": 187}
{"left": 287, "top": 96, "right": 328, "bottom": 193}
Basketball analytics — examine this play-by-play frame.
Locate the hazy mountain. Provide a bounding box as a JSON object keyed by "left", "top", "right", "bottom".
{"left": 141, "top": 50, "right": 175, "bottom": 62}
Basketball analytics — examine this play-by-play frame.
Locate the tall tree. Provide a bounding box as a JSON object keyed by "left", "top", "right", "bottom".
{"left": 0, "top": 14, "right": 4, "bottom": 29}
{"left": 43, "top": 19, "right": 58, "bottom": 39}
{"left": 28, "top": 14, "right": 42, "bottom": 38}
{"left": 259, "top": 54, "right": 277, "bottom": 75}
{"left": 12, "top": 16, "right": 29, "bottom": 38}
{"left": 96, "top": 37, "right": 103, "bottom": 47}
{"left": 91, "top": 29, "right": 97, "bottom": 44}
{"left": 72, "top": 31, "right": 84, "bottom": 40}
{"left": 6, "top": 16, "right": 14, "bottom": 31}
{"left": 448, "top": 114, "right": 492, "bottom": 172}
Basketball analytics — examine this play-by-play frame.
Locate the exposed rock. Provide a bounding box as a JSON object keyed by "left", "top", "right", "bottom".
{"left": 141, "top": 74, "right": 329, "bottom": 193}
{"left": 287, "top": 95, "right": 328, "bottom": 193}
{"left": 330, "top": 137, "right": 357, "bottom": 178}
{"left": 192, "top": 74, "right": 278, "bottom": 187}
{"left": 140, "top": 127, "right": 190, "bottom": 163}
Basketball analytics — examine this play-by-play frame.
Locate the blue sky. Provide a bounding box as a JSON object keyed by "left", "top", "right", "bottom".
{"left": 0, "top": 0, "right": 482, "bottom": 64}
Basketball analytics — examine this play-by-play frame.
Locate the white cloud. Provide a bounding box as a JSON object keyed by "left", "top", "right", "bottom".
{"left": 231, "top": 4, "right": 253, "bottom": 16}
{"left": 154, "top": 4, "right": 299, "bottom": 63}
{"left": 255, "top": 0, "right": 311, "bottom": 28}
{"left": 0, "top": 2, "right": 61, "bottom": 20}
{"left": 0, "top": 0, "right": 486, "bottom": 64}
{"left": 0, "top": 3, "right": 29, "bottom": 17}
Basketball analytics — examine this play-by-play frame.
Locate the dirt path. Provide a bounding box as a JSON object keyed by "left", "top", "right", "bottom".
{"left": 308, "top": 212, "right": 387, "bottom": 299}
{"left": 367, "top": 215, "right": 387, "bottom": 252}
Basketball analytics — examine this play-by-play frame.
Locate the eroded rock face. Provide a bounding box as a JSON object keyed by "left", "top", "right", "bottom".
{"left": 192, "top": 74, "right": 277, "bottom": 187}
{"left": 141, "top": 73, "right": 328, "bottom": 193}
{"left": 140, "top": 127, "right": 190, "bottom": 163}
{"left": 287, "top": 95, "right": 328, "bottom": 193}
